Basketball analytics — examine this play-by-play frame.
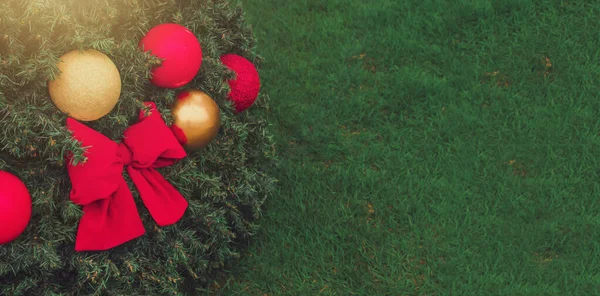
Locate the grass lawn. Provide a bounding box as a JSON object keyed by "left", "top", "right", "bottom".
{"left": 219, "top": 0, "right": 600, "bottom": 294}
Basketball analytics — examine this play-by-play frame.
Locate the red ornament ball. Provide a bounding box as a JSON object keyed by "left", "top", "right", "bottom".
{"left": 0, "top": 171, "right": 32, "bottom": 244}
{"left": 220, "top": 54, "right": 261, "bottom": 112}
{"left": 139, "top": 23, "right": 203, "bottom": 88}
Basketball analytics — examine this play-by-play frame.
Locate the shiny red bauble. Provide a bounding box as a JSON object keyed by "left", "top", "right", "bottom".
{"left": 0, "top": 171, "right": 32, "bottom": 244}
{"left": 220, "top": 54, "right": 261, "bottom": 112}
{"left": 139, "top": 23, "right": 203, "bottom": 88}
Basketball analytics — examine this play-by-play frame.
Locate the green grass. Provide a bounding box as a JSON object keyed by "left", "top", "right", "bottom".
{"left": 219, "top": 0, "right": 600, "bottom": 294}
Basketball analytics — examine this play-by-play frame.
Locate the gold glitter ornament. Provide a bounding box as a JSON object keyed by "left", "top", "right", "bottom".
{"left": 48, "top": 50, "right": 121, "bottom": 121}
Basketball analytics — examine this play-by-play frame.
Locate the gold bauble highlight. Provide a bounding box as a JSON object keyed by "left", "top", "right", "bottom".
{"left": 171, "top": 90, "right": 221, "bottom": 150}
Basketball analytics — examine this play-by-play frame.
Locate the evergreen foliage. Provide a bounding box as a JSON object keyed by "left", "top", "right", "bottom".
{"left": 0, "top": 0, "right": 275, "bottom": 294}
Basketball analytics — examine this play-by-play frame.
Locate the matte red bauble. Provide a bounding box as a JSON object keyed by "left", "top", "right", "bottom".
{"left": 139, "top": 23, "right": 202, "bottom": 88}
{"left": 0, "top": 171, "right": 32, "bottom": 244}
{"left": 220, "top": 54, "right": 261, "bottom": 112}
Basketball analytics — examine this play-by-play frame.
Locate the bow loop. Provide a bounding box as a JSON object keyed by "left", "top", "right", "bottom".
{"left": 122, "top": 102, "right": 187, "bottom": 169}
{"left": 66, "top": 102, "right": 188, "bottom": 251}
{"left": 66, "top": 118, "right": 123, "bottom": 206}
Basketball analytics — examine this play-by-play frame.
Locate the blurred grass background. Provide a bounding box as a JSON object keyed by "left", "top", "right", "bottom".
{"left": 219, "top": 0, "right": 600, "bottom": 294}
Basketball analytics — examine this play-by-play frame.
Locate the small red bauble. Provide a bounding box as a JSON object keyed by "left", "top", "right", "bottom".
{"left": 139, "top": 23, "right": 203, "bottom": 88}
{"left": 0, "top": 171, "right": 32, "bottom": 244}
{"left": 220, "top": 54, "right": 261, "bottom": 112}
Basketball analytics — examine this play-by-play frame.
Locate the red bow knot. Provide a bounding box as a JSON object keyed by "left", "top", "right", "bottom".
{"left": 66, "top": 102, "right": 188, "bottom": 251}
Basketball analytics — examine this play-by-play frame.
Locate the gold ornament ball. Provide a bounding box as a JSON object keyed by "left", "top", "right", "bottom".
{"left": 171, "top": 90, "right": 221, "bottom": 150}
{"left": 48, "top": 49, "right": 121, "bottom": 121}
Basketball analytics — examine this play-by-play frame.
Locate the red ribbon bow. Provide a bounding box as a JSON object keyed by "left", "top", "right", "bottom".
{"left": 66, "top": 102, "right": 188, "bottom": 251}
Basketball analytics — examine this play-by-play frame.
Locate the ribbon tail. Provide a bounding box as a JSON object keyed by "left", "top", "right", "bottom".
{"left": 74, "top": 179, "right": 146, "bottom": 251}
{"left": 127, "top": 167, "right": 188, "bottom": 226}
